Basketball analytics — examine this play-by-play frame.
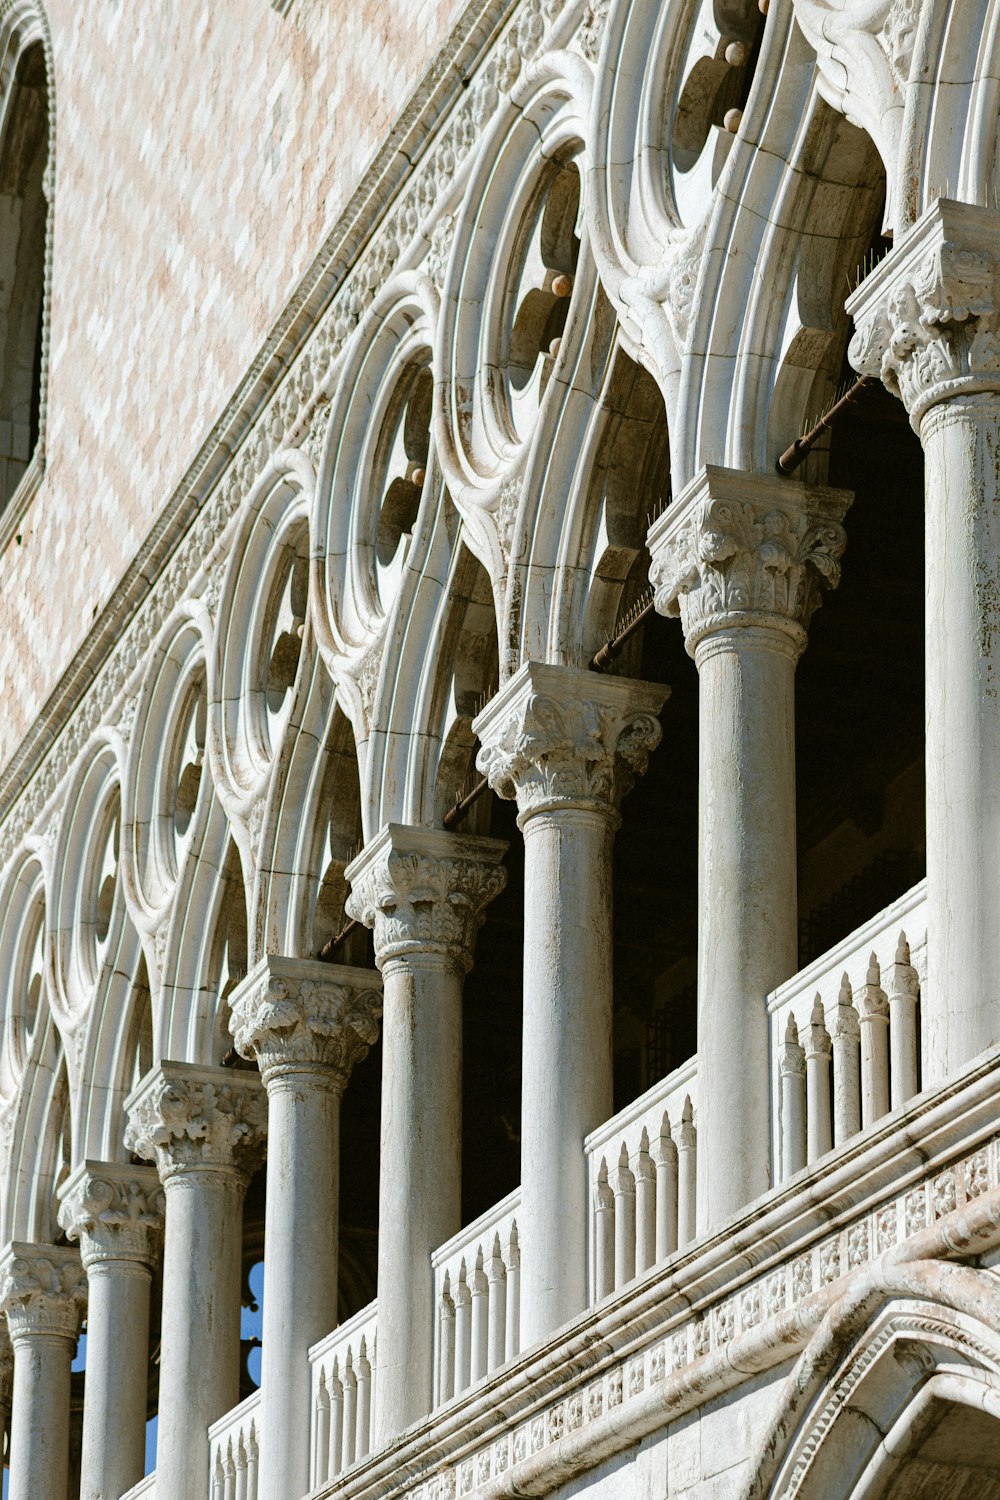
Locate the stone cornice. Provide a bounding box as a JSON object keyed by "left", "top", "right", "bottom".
{"left": 228, "top": 954, "right": 383, "bottom": 1086}
{"left": 124, "top": 1063, "right": 267, "bottom": 1185}
{"left": 0, "top": 1242, "right": 87, "bottom": 1345}
{"left": 346, "top": 825, "right": 508, "bottom": 973}
{"left": 473, "top": 663, "right": 667, "bottom": 824}
{"left": 307, "top": 1044, "right": 1000, "bottom": 1500}
{"left": 56, "top": 1161, "right": 164, "bottom": 1270}
{"left": 647, "top": 467, "right": 851, "bottom": 656}
{"left": 847, "top": 198, "right": 1000, "bottom": 426}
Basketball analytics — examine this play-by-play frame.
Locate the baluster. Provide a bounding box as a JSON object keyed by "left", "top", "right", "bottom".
{"left": 356, "top": 1337, "right": 372, "bottom": 1459}
{"left": 454, "top": 1260, "right": 472, "bottom": 1394}
{"left": 485, "top": 1232, "right": 507, "bottom": 1373}
{"left": 653, "top": 1113, "right": 678, "bottom": 1260}
{"left": 328, "top": 1359, "right": 344, "bottom": 1478}
{"left": 804, "top": 995, "right": 832, "bottom": 1162}
{"left": 887, "top": 930, "right": 920, "bottom": 1107}
{"left": 611, "top": 1142, "right": 636, "bottom": 1289}
{"left": 779, "top": 1014, "right": 806, "bottom": 1181}
{"left": 369, "top": 1326, "right": 377, "bottom": 1448}
{"left": 505, "top": 1222, "right": 520, "bottom": 1361}
{"left": 439, "top": 1272, "right": 456, "bottom": 1403}
{"left": 212, "top": 1449, "right": 225, "bottom": 1500}
{"left": 342, "top": 1348, "right": 358, "bottom": 1469}
{"left": 224, "top": 1437, "right": 236, "bottom": 1500}
{"left": 594, "top": 1158, "right": 615, "bottom": 1298}
{"left": 828, "top": 974, "right": 861, "bottom": 1145}
{"left": 235, "top": 1431, "right": 248, "bottom": 1500}
{"left": 857, "top": 951, "right": 890, "bottom": 1126}
{"left": 248, "top": 1420, "right": 259, "bottom": 1500}
{"left": 634, "top": 1128, "right": 656, "bottom": 1275}
{"left": 677, "top": 1098, "right": 697, "bottom": 1247}
{"left": 470, "top": 1247, "right": 489, "bottom": 1384}
{"left": 314, "top": 1372, "right": 331, "bottom": 1486}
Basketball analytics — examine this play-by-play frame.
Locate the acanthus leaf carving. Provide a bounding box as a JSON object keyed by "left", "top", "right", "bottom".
{"left": 124, "top": 1064, "right": 267, "bottom": 1183}
{"left": 0, "top": 1243, "right": 87, "bottom": 1343}
{"left": 57, "top": 1163, "right": 164, "bottom": 1268}
{"left": 229, "top": 956, "right": 383, "bottom": 1086}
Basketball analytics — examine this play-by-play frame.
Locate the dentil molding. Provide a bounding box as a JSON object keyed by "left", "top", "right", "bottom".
{"left": 124, "top": 1062, "right": 267, "bottom": 1184}
{"left": 229, "top": 954, "right": 383, "bottom": 1086}
{"left": 0, "top": 1242, "right": 87, "bottom": 1343}
{"left": 56, "top": 1161, "right": 164, "bottom": 1269}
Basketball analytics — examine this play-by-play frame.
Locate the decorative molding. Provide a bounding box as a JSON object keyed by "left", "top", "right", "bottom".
{"left": 473, "top": 662, "right": 666, "bottom": 823}
{"left": 56, "top": 1161, "right": 164, "bottom": 1270}
{"left": 847, "top": 199, "right": 1000, "bottom": 425}
{"left": 124, "top": 1063, "right": 267, "bottom": 1184}
{"left": 229, "top": 954, "right": 382, "bottom": 1085}
{"left": 346, "top": 825, "right": 508, "bottom": 972}
{"left": 647, "top": 467, "right": 851, "bottom": 655}
{"left": 0, "top": 1242, "right": 87, "bottom": 1344}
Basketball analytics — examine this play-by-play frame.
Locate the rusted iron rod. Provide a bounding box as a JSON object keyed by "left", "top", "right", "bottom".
{"left": 775, "top": 376, "right": 877, "bottom": 475}
{"left": 590, "top": 589, "right": 655, "bottom": 672}
{"left": 443, "top": 775, "right": 490, "bottom": 831}
{"left": 317, "top": 916, "right": 361, "bottom": 962}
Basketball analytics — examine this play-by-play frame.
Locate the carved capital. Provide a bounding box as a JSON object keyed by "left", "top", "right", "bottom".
{"left": 0, "top": 1243, "right": 87, "bottom": 1345}
{"left": 57, "top": 1162, "right": 164, "bottom": 1270}
{"left": 473, "top": 662, "right": 666, "bottom": 823}
{"left": 124, "top": 1063, "right": 267, "bottom": 1185}
{"left": 346, "top": 826, "right": 507, "bottom": 972}
{"left": 229, "top": 955, "right": 383, "bottom": 1087}
{"left": 847, "top": 200, "right": 1000, "bottom": 425}
{"left": 647, "top": 467, "right": 851, "bottom": 655}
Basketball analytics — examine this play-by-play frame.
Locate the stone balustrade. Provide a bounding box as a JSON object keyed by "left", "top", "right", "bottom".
{"left": 309, "top": 1301, "right": 378, "bottom": 1488}
{"left": 585, "top": 1060, "right": 699, "bottom": 1302}
{"left": 209, "top": 1389, "right": 261, "bottom": 1500}
{"left": 769, "top": 881, "right": 927, "bottom": 1183}
{"left": 120, "top": 1476, "right": 157, "bottom": 1499}
{"left": 432, "top": 1189, "right": 521, "bottom": 1405}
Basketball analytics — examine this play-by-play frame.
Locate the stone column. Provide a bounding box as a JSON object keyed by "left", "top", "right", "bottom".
{"left": 125, "top": 1064, "right": 266, "bottom": 1499}
{"left": 57, "top": 1162, "right": 163, "bottom": 1500}
{"left": 474, "top": 663, "right": 665, "bottom": 1345}
{"left": 847, "top": 199, "right": 1000, "bottom": 1080}
{"left": 346, "top": 826, "right": 507, "bottom": 1442}
{"left": 648, "top": 469, "right": 850, "bottom": 1229}
{"left": 229, "top": 955, "right": 382, "bottom": 1500}
{"left": 0, "top": 1242, "right": 87, "bottom": 1500}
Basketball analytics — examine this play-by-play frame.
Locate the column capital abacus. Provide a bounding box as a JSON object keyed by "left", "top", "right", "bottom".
{"left": 847, "top": 199, "right": 1000, "bottom": 427}
{"left": 345, "top": 825, "right": 507, "bottom": 973}
{"left": 472, "top": 661, "right": 666, "bottom": 824}
{"left": 229, "top": 954, "right": 383, "bottom": 1087}
{"left": 124, "top": 1062, "right": 267, "bottom": 1186}
{"left": 0, "top": 1242, "right": 87, "bottom": 1345}
{"left": 647, "top": 466, "right": 851, "bottom": 659}
{"left": 56, "top": 1162, "right": 164, "bottom": 1271}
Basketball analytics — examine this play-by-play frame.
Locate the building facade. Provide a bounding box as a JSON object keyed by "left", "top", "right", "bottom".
{"left": 1, "top": 0, "right": 999, "bottom": 1495}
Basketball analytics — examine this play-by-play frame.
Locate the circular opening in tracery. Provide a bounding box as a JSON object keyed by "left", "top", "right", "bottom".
{"left": 92, "top": 810, "right": 120, "bottom": 948}
{"left": 262, "top": 544, "right": 309, "bottom": 741}
{"left": 373, "top": 363, "right": 432, "bottom": 607}
{"left": 507, "top": 159, "right": 581, "bottom": 395}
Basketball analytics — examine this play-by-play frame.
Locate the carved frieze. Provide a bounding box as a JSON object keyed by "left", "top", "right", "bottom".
{"left": 473, "top": 662, "right": 666, "bottom": 821}
{"left": 57, "top": 1161, "right": 164, "bottom": 1269}
{"left": 847, "top": 199, "right": 1000, "bottom": 424}
{"left": 346, "top": 825, "right": 508, "bottom": 972}
{"left": 124, "top": 1063, "right": 267, "bottom": 1184}
{"left": 0, "top": 1242, "right": 87, "bottom": 1344}
{"left": 647, "top": 467, "right": 851, "bottom": 655}
{"left": 229, "top": 954, "right": 382, "bottom": 1086}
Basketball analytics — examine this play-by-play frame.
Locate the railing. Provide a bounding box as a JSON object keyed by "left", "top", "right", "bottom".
{"left": 769, "top": 880, "right": 927, "bottom": 1183}
{"left": 308, "top": 1300, "right": 377, "bottom": 1489}
{"left": 584, "top": 1058, "right": 699, "bottom": 1302}
{"left": 121, "top": 1476, "right": 156, "bottom": 1499}
{"left": 209, "top": 1389, "right": 260, "bottom": 1500}
{"left": 432, "top": 1188, "right": 521, "bottom": 1405}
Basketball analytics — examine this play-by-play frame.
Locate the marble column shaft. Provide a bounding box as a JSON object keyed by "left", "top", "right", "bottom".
{"left": 0, "top": 1241, "right": 87, "bottom": 1500}
{"left": 475, "top": 662, "right": 665, "bottom": 1345}
{"left": 57, "top": 1162, "right": 164, "bottom": 1500}
{"left": 346, "top": 824, "right": 507, "bottom": 1443}
{"left": 229, "top": 954, "right": 382, "bottom": 1500}
{"left": 649, "top": 468, "right": 850, "bottom": 1230}
{"left": 125, "top": 1063, "right": 266, "bottom": 1500}
{"left": 848, "top": 198, "right": 1000, "bottom": 1079}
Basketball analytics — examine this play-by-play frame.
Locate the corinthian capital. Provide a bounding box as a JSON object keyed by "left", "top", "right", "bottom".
{"left": 345, "top": 825, "right": 507, "bottom": 972}
{"left": 647, "top": 467, "right": 850, "bottom": 656}
{"left": 124, "top": 1063, "right": 267, "bottom": 1185}
{"left": 229, "top": 955, "right": 383, "bottom": 1086}
{"left": 473, "top": 662, "right": 666, "bottom": 822}
{"left": 57, "top": 1162, "right": 164, "bottom": 1270}
{"left": 0, "top": 1243, "right": 87, "bottom": 1344}
{"left": 847, "top": 199, "right": 1000, "bottom": 425}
